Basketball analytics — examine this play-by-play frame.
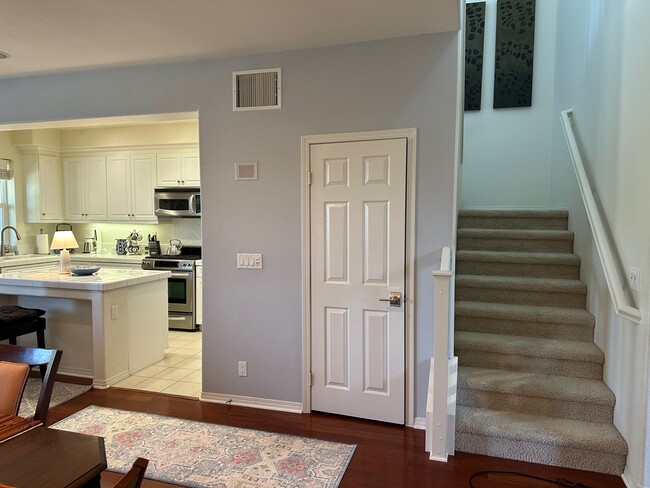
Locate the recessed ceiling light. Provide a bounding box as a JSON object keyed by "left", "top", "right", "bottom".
{"left": 0, "top": 52, "right": 9, "bottom": 60}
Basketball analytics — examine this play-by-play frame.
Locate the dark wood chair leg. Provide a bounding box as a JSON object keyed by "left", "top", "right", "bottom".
{"left": 36, "top": 329, "right": 47, "bottom": 379}
{"left": 9, "top": 337, "right": 17, "bottom": 345}
{"left": 36, "top": 329, "right": 45, "bottom": 348}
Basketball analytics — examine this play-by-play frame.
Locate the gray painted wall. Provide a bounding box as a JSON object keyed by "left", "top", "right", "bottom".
{"left": 0, "top": 33, "right": 459, "bottom": 419}
{"left": 551, "top": 1, "right": 650, "bottom": 485}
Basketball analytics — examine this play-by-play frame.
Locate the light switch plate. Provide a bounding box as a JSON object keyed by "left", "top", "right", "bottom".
{"left": 237, "top": 253, "right": 263, "bottom": 269}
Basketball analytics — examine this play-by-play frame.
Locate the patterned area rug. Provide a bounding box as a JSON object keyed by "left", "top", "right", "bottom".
{"left": 52, "top": 406, "right": 355, "bottom": 488}
{"left": 18, "top": 379, "right": 92, "bottom": 418}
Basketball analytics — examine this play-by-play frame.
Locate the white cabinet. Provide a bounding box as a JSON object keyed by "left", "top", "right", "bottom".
{"left": 196, "top": 263, "right": 203, "bottom": 326}
{"left": 64, "top": 156, "right": 107, "bottom": 221}
{"left": 23, "top": 150, "right": 63, "bottom": 222}
{"left": 156, "top": 153, "right": 200, "bottom": 187}
{"left": 107, "top": 154, "right": 157, "bottom": 221}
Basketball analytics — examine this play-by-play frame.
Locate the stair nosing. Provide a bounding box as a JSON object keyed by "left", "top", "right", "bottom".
{"left": 456, "top": 275, "right": 587, "bottom": 294}
{"left": 457, "top": 229, "right": 574, "bottom": 240}
{"left": 455, "top": 301, "right": 595, "bottom": 326}
{"left": 455, "top": 331, "right": 605, "bottom": 363}
{"left": 456, "top": 405, "right": 628, "bottom": 454}
{"left": 458, "top": 366, "right": 615, "bottom": 406}
{"left": 459, "top": 209, "right": 569, "bottom": 218}
{"left": 456, "top": 250, "right": 580, "bottom": 265}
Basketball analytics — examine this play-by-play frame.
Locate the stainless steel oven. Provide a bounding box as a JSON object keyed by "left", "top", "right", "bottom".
{"left": 142, "top": 248, "right": 201, "bottom": 330}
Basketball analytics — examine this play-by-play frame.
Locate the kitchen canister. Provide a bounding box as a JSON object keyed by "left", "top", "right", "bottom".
{"left": 115, "top": 238, "right": 128, "bottom": 255}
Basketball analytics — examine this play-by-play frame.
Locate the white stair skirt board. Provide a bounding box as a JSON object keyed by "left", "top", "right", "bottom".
{"left": 201, "top": 392, "right": 302, "bottom": 414}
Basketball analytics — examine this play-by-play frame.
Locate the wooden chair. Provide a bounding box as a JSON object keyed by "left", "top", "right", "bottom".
{"left": 0, "top": 361, "right": 30, "bottom": 416}
{"left": 113, "top": 457, "right": 149, "bottom": 488}
{"left": 0, "top": 344, "right": 62, "bottom": 424}
{"left": 0, "top": 306, "right": 47, "bottom": 378}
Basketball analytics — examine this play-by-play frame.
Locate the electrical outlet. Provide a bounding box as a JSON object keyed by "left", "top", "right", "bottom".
{"left": 630, "top": 267, "right": 641, "bottom": 292}
{"left": 111, "top": 305, "right": 119, "bottom": 319}
{"left": 238, "top": 361, "right": 248, "bottom": 377}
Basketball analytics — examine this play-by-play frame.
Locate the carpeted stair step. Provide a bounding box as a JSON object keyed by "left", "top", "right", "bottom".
{"left": 455, "top": 405, "right": 627, "bottom": 475}
{"left": 457, "top": 366, "right": 615, "bottom": 422}
{"left": 458, "top": 209, "right": 569, "bottom": 230}
{"left": 456, "top": 275, "right": 587, "bottom": 309}
{"left": 457, "top": 229, "right": 574, "bottom": 253}
{"left": 455, "top": 301, "right": 594, "bottom": 341}
{"left": 455, "top": 331, "right": 604, "bottom": 379}
{"left": 456, "top": 250, "right": 580, "bottom": 279}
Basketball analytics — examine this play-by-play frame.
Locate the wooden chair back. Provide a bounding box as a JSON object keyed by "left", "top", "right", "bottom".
{"left": 0, "top": 344, "right": 62, "bottom": 424}
{"left": 0, "top": 361, "right": 30, "bottom": 415}
{"left": 114, "top": 457, "right": 149, "bottom": 488}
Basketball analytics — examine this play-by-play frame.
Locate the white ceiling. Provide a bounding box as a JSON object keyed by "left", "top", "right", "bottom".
{"left": 0, "top": 0, "right": 459, "bottom": 80}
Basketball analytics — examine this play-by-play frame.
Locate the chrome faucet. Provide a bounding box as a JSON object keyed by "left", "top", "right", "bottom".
{"left": 0, "top": 226, "right": 21, "bottom": 256}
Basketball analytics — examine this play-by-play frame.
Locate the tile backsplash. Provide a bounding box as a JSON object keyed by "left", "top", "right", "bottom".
{"left": 18, "top": 218, "right": 201, "bottom": 256}
{"left": 171, "top": 218, "right": 202, "bottom": 246}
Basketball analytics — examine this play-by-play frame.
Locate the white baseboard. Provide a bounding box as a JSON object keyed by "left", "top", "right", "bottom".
{"left": 93, "top": 370, "right": 129, "bottom": 389}
{"left": 622, "top": 468, "right": 644, "bottom": 488}
{"left": 413, "top": 417, "right": 427, "bottom": 430}
{"left": 201, "top": 392, "right": 302, "bottom": 414}
{"left": 460, "top": 205, "right": 556, "bottom": 211}
{"left": 58, "top": 366, "right": 93, "bottom": 379}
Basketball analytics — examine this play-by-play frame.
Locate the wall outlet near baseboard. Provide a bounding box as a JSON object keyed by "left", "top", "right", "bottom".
{"left": 630, "top": 267, "right": 640, "bottom": 292}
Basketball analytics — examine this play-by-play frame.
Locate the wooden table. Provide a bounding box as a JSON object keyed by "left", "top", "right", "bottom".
{"left": 0, "top": 426, "right": 106, "bottom": 487}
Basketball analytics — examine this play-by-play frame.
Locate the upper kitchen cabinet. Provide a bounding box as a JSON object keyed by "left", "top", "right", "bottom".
{"left": 156, "top": 152, "right": 200, "bottom": 187}
{"left": 106, "top": 154, "right": 157, "bottom": 221}
{"left": 22, "top": 147, "right": 63, "bottom": 222}
{"left": 64, "top": 156, "right": 107, "bottom": 221}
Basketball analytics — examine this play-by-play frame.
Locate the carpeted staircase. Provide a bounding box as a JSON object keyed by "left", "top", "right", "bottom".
{"left": 454, "top": 209, "right": 628, "bottom": 475}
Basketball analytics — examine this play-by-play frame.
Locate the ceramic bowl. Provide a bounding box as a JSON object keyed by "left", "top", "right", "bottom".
{"left": 69, "top": 266, "right": 101, "bottom": 276}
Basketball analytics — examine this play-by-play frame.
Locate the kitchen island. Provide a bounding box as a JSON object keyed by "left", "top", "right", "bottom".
{"left": 0, "top": 267, "right": 170, "bottom": 388}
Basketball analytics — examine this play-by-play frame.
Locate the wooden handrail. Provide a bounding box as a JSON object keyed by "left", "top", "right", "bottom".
{"left": 560, "top": 110, "right": 641, "bottom": 324}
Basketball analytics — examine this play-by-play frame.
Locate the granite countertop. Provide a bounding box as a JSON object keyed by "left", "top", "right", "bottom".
{"left": 0, "top": 267, "right": 170, "bottom": 291}
{"left": 0, "top": 253, "right": 147, "bottom": 268}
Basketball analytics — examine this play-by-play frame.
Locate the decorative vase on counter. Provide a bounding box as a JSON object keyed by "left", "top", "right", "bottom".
{"left": 115, "top": 238, "right": 128, "bottom": 255}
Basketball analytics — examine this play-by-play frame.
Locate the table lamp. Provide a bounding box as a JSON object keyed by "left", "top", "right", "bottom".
{"left": 50, "top": 230, "right": 79, "bottom": 274}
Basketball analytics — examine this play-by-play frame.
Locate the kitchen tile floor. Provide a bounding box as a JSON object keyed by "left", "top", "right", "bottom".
{"left": 113, "top": 330, "right": 202, "bottom": 398}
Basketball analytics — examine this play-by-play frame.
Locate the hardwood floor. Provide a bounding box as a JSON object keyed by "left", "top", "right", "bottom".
{"left": 46, "top": 388, "right": 627, "bottom": 488}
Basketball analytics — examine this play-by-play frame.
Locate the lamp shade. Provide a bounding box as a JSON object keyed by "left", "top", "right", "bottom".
{"left": 50, "top": 231, "right": 79, "bottom": 250}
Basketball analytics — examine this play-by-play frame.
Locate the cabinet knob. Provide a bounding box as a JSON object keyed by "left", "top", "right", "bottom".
{"left": 42, "top": 213, "right": 45, "bottom": 216}
{"left": 177, "top": 180, "right": 180, "bottom": 184}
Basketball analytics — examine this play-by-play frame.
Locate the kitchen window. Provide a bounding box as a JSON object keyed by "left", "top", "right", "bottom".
{"left": 0, "top": 159, "right": 15, "bottom": 229}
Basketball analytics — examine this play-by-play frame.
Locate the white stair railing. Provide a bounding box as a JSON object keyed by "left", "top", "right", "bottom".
{"left": 426, "top": 246, "right": 458, "bottom": 461}
{"left": 560, "top": 109, "right": 641, "bottom": 324}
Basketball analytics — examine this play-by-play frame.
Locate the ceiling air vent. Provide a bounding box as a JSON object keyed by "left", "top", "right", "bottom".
{"left": 233, "top": 68, "right": 281, "bottom": 111}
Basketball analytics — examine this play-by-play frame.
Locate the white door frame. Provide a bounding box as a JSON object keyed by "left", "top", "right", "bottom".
{"left": 301, "top": 128, "right": 417, "bottom": 426}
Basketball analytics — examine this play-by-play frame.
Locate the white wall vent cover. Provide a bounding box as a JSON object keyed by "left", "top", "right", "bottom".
{"left": 233, "top": 68, "right": 281, "bottom": 111}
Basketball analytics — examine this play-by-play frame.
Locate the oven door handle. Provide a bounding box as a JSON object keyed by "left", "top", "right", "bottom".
{"left": 170, "top": 272, "right": 192, "bottom": 278}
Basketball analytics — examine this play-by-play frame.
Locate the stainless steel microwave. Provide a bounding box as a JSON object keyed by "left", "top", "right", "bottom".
{"left": 154, "top": 188, "right": 201, "bottom": 218}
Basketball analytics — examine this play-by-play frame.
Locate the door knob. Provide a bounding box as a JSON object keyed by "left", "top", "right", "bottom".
{"left": 379, "top": 291, "right": 402, "bottom": 307}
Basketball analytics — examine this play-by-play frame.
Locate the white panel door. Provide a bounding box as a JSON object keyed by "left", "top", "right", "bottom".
{"left": 38, "top": 155, "right": 62, "bottom": 220}
{"left": 131, "top": 154, "right": 157, "bottom": 220}
{"left": 156, "top": 154, "right": 182, "bottom": 187}
{"left": 182, "top": 153, "right": 201, "bottom": 187}
{"left": 311, "top": 138, "right": 407, "bottom": 424}
{"left": 63, "top": 157, "right": 85, "bottom": 220}
{"left": 83, "top": 156, "right": 107, "bottom": 220}
{"left": 106, "top": 155, "right": 132, "bottom": 221}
